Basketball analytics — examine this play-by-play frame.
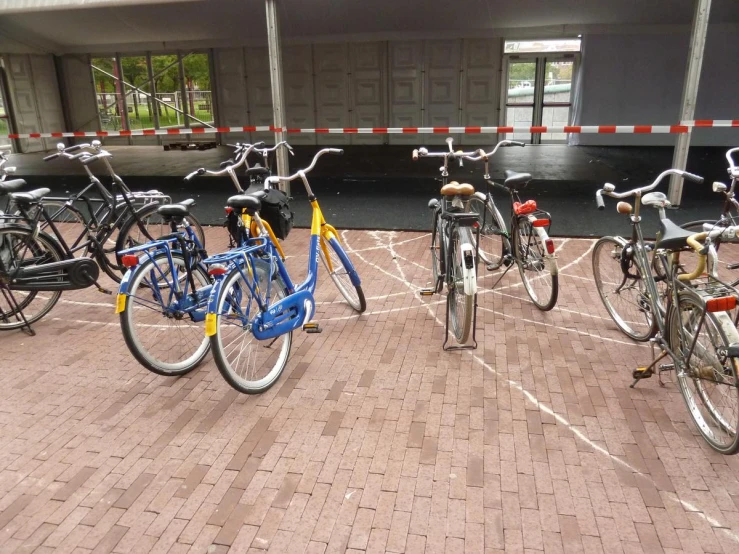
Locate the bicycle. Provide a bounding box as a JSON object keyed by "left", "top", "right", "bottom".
{"left": 413, "top": 138, "right": 483, "bottom": 348}
{"left": 679, "top": 148, "right": 739, "bottom": 287}
{"left": 467, "top": 140, "right": 559, "bottom": 311}
{"left": 185, "top": 141, "right": 293, "bottom": 259}
{"left": 114, "top": 142, "right": 292, "bottom": 377}
{"left": 0, "top": 189, "right": 104, "bottom": 333}
{"left": 595, "top": 169, "right": 739, "bottom": 454}
{"left": 36, "top": 142, "right": 204, "bottom": 283}
{"left": 115, "top": 198, "right": 212, "bottom": 375}
{"left": 203, "top": 148, "right": 366, "bottom": 394}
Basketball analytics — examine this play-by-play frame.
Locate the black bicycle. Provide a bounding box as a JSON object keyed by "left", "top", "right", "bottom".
{"left": 31, "top": 142, "right": 205, "bottom": 283}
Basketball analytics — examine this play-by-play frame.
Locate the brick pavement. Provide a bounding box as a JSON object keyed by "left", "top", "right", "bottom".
{"left": 2, "top": 226, "right": 739, "bottom": 553}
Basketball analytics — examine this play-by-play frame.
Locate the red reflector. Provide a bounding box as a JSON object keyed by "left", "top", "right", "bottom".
{"left": 473, "top": 221, "right": 480, "bottom": 229}
{"left": 121, "top": 255, "right": 139, "bottom": 268}
{"left": 706, "top": 296, "right": 737, "bottom": 312}
{"left": 545, "top": 239, "right": 555, "bottom": 254}
{"left": 224, "top": 207, "right": 233, "bottom": 214}
{"left": 208, "top": 264, "right": 229, "bottom": 276}
{"left": 532, "top": 219, "right": 550, "bottom": 228}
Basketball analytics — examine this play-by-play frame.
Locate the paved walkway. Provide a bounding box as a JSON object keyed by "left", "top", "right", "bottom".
{"left": 2, "top": 228, "right": 739, "bottom": 553}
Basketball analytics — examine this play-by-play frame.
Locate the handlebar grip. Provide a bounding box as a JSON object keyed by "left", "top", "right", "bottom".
{"left": 64, "top": 144, "right": 84, "bottom": 153}
{"left": 328, "top": 148, "right": 343, "bottom": 155}
{"left": 412, "top": 149, "right": 419, "bottom": 161}
{"left": 184, "top": 168, "right": 205, "bottom": 181}
{"left": 43, "top": 153, "right": 59, "bottom": 162}
{"left": 511, "top": 141, "right": 526, "bottom": 147}
{"left": 596, "top": 190, "right": 605, "bottom": 210}
{"left": 683, "top": 172, "right": 704, "bottom": 185}
{"left": 254, "top": 141, "right": 266, "bottom": 148}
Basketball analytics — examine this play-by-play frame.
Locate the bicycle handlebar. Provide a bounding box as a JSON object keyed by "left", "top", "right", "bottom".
{"left": 412, "top": 139, "right": 524, "bottom": 163}
{"left": 265, "top": 148, "right": 342, "bottom": 186}
{"left": 184, "top": 141, "right": 266, "bottom": 181}
{"left": 595, "top": 169, "right": 704, "bottom": 209}
{"left": 727, "top": 147, "right": 739, "bottom": 178}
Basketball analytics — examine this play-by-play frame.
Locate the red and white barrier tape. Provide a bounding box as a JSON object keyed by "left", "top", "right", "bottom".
{"left": 2, "top": 120, "right": 737, "bottom": 140}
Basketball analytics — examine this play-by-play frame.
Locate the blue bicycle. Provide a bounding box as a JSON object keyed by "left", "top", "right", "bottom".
{"left": 204, "top": 148, "right": 366, "bottom": 394}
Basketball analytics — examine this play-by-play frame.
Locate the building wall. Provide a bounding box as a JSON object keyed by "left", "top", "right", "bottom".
{"left": 575, "top": 28, "right": 739, "bottom": 146}
{"left": 213, "top": 39, "right": 502, "bottom": 147}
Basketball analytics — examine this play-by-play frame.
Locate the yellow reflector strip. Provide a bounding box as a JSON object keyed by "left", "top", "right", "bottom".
{"left": 115, "top": 294, "right": 126, "bottom": 314}
{"left": 205, "top": 313, "right": 217, "bottom": 336}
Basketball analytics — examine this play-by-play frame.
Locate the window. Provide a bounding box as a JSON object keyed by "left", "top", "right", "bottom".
{"left": 502, "top": 39, "right": 580, "bottom": 144}
{"left": 90, "top": 52, "right": 214, "bottom": 132}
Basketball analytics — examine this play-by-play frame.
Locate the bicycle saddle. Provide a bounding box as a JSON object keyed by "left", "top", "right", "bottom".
{"left": 246, "top": 165, "right": 269, "bottom": 177}
{"left": 227, "top": 193, "right": 262, "bottom": 213}
{"left": 642, "top": 191, "right": 671, "bottom": 208}
{"left": 440, "top": 181, "right": 475, "bottom": 196}
{"left": 504, "top": 170, "right": 532, "bottom": 188}
{"left": 655, "top": 219, "right": 695, "bottom": 251}
{"left": 157, "top": 199, "right": 196, "bottom": 218}
{"left": 10, "top": 187, "right": 49, "bottom": 205}
{"left": 0, "top": 179, "right": 25, "bottom": 195}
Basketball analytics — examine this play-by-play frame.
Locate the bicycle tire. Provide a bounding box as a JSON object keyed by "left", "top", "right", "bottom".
{"left": 114, "top": 204, "right": 206, "bottom": 282}
{"left": 430, "top": 209, "right": 445, "bottom": 292}
{"left": 319, "top": 234, "right": 366, "bottom": 313}
{"left": 119, "top": 252, "right": 211, "bottom": 376}
{"left": 514, "top": 217, "right": 558, "bottom": 311}
{"left": 470, "top": 196, "right": 510, "bottom": 270}
{"left": 0, "top": 225, "right": 65, "bottom": 330}
{"left": 210, "top": 259, "right": 292, "bottom": 394}
{"left": 592, "top": 236, "right": 657, "bottom": 341}
{"left": 668, "top": 292, "right": 739, "bottom": 454}
{"left": 447, "top": 225, "right": 474, "bottom": 343}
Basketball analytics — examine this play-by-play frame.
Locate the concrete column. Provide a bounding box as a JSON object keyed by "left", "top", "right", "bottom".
{"left": 668, "top": 0, "right": 712, "bottom": 206}
{"left": 265, "top": 0, "right": 289, "bottom": 189}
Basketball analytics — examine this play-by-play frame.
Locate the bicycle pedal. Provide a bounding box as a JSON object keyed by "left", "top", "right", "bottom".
{"left": 419, "top": 288, "right": 435, "bottom": 297}
{"left": 96, "top": 286, "right": 113, "bottom": 295}
{"left": 302, "top": 322, "right": 322, "bottom": 334}
{"left": 632, "top": 366, "right": 654, "bottom": 380}
{"left": 502, "top": 255, "right": 514, "bottom": 267}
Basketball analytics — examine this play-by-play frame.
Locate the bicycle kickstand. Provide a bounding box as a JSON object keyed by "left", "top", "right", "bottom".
{"left": 630, "top": 340, "right": 671, "bottom": 388}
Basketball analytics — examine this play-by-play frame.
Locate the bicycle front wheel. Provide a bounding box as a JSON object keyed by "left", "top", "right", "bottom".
{"left": 210, "top": 260, "right": 292, "bottom": 394}
{"left": 669, "top": 292, "right": 739, "bottom": 454}
{"left": 430, "top": 209, "right": 444, "bottom": 292}
{"left": 447, "top": 226, "right": 474, "bottom": 343}
{"left": 470, "top": 196, "right": 510, "bottom": 270}
{"left": 120, "top": 253, "right": 211, "bottom": 376}
{"left": 592, "top": 236, "right": 656, "bottom": 341}
{"left": 0, "top": 226, "right": 65, "bottom": 330}
{"left": 319, "top": 235, "right": 366, "bottom": 313}
{"left": 515, "top": 218, "right": 558, "bottom": 311}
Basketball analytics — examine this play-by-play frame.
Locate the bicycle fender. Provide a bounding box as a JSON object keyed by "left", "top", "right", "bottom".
{"left": 526, "top": 215, "right": 559, "bottom": 275}
{"left": 460, "top": 241, "right": 477, "bottom": 296}
{"left": 252, "top": 289, "right": 315, "bottom": 340}
{"left": 115, "top": 268, "right": 135, "bottom": 313}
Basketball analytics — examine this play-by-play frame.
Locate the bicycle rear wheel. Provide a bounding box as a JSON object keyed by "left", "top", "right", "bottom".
{"left": 447, "top": 225, "right": 474, "bottom": 343}
{"left": 119, "top": 252, "right": 211, "bottom": 376}
{"left": 515, "top": 218, "right": 558, "bottom": 311}
{"left": 0, "top": 226, "right": 64, "bottom": 330}
{"left": 592, "top": 236, "right": 656, "bottom": 341}
{"left": 210, "top": 259, "right": 292, "bottom": 394}
{"left": 470, "top": 196, "right": 510, "bottom": 270}
{"left": 114, "top": 204, "right": 206, "bottom": 282}
{"left": 669, "top": 292, "right": 739, "bottom": 454}
{"left": 319, "top": 235, "right": 366, "bottom": 313}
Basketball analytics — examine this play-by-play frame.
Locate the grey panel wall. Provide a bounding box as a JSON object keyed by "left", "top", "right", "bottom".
{"left": 576, "top": 28, "right": 739, "bottom": 146}
{"left": 4, "top": 54, "right": 65, "bottom": 152}
{"left": 58, "top": 54, "right": 98, "bottom": 134}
